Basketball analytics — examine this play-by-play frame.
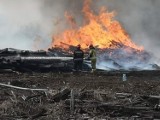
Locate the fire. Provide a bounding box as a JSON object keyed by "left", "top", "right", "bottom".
{"left": 52, "top": 0, "right": 143, "bottom": 51}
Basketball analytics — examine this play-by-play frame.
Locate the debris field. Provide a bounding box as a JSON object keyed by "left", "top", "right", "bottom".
{"left": 0, "top": 70, "right": 160, "bottom": 120}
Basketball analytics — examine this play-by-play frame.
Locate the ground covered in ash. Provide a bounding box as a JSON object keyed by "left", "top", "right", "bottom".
{"left": 0, "top": 71, "right": 160, "bottom": 120}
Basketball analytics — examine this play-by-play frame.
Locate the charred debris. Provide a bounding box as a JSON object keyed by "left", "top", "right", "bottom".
{"left": 0, "top": 47, "right": 91, "bottom": 73}
{"left": 0, "top": 44, "right": 160, "bottom": 73}
{"left": 1, "top": 72, "right": 160, "bottom": 119}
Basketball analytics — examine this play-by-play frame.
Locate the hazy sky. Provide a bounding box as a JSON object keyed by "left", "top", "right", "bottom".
{"left": 0, "top": 0, "right": 160, "bottom": 56}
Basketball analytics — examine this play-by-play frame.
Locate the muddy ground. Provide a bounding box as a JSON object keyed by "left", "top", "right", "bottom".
{"left": 0, "top": 70, "right": 160, "bottom": 120}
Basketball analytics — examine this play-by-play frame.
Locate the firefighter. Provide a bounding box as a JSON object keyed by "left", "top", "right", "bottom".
{"left": 73, "top": 44, "right": 84, "bottom": 71}
{"left": 89, "top": 45, "right": 97, "bottom": 72}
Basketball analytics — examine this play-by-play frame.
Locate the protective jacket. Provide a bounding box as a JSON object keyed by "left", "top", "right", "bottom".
{"left": 89, "top": 48, "right": 96, "bottom": 60}
{"left": 73, "top": 48, "right": 84, "bottom": 71}
{"left": 89, "top": 48, "right": 97, "bottom": 70}
{"left": 73, "top": 48, "right": 84, "bottom": 61}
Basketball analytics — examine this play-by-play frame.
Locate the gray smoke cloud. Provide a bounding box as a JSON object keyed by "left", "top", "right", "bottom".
{"left": 0, "top": 0, "right": 160, "bottom": 62}
{"left": 95, "top": 0, "right": 160, "bottom": 64}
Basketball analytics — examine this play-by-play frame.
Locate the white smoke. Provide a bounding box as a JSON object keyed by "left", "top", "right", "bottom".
{"left": 0, "top": 0, "right": 84, "bottom": 50}
{"left": 0, "top": 0, "right": 63, "bottom": 50}
{"left": 0, "top": 0, "right": 48, "bottom": 50}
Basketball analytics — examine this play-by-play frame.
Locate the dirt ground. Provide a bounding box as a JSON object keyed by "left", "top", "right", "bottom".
{"left": 0, "top": 70, "right": 160, "bottom": 120}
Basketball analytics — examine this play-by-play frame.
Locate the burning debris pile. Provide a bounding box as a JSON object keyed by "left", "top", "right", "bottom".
{"left": 52, "top": 0, "right": 143, "bottom": 50}
{"left": 51, "top": 0, "right": 159, "bottom": 71}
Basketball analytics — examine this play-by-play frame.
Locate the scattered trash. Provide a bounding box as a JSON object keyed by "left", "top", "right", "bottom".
{"left": 122, "top": 73, "right": 127, "bottom": 81}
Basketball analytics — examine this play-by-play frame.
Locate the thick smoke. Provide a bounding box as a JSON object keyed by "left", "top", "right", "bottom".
{"left": 96, "top": 0, "right": 160, "bottom": 64}
{"left": 0, "top": 0, "right": 50, "bottom": 50}
{"left": 96, "top": 0, "right": 160, "bottom": 46}
{"left": 0, "top": 0, "right": 160, "bottom": 61}
{"left": 0, "top": 0, "right": 84, "bottom": 50}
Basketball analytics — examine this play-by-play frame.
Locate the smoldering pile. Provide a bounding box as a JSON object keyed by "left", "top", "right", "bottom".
{"left": 97, "top": 41, "right": 160, "bottom": 71}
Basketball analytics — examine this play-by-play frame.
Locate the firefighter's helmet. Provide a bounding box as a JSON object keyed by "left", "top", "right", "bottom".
{"left": 89, "top": 44, "right": 93, "bottom": 49}
{"left": 77, "top": 44, "right": 81, "bottom": 48}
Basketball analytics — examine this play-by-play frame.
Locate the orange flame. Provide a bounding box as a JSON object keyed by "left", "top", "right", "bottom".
{"left": 52, "top": 0, "right": 143, "bottom": 51}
